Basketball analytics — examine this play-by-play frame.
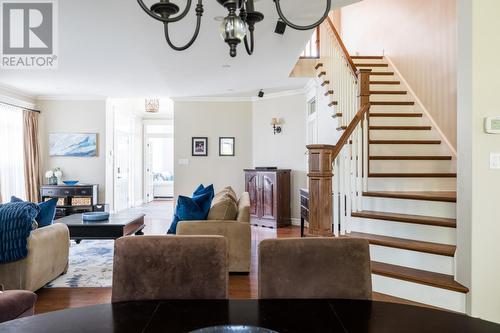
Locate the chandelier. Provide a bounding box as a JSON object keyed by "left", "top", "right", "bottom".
{"left": 137, "top": 0, "right": 331, "bottom": 57}
{"left": 145, "top": 98, "right": 160, "bottom": 113}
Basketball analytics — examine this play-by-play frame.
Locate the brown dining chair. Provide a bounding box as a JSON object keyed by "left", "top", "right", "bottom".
{"left": 112, "top": 235, "right": 228, "bottom": 303}
{"left": 258, "top": 238, "right": 372, "bottom": 300}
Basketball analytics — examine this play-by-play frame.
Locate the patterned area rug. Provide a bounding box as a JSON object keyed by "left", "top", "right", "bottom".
{"left": 45, "top": 240, "right": 114, "bottom": 288}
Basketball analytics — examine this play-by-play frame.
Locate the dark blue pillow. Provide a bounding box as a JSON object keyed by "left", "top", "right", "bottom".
{"left": 11, "top": 196, "right": 58, "bottom": 228}
{"left": 167, "top": 184, "right": 214, "bottom": 234}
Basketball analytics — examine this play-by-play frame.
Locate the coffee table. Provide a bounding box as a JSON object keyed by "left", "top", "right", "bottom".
{"left": 55, "top": 212, "right": 145, "bottom": 243}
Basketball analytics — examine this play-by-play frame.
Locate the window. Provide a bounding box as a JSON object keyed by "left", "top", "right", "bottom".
{"left": 300, "top": 28, "right": 320, "bottom": 59}
{"left": 0, "top": 103, "right": 25, "bottom": 202}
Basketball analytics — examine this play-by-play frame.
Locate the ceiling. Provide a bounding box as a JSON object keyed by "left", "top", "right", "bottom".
{"left": 0, "top": 0, "right": 358, "bottom": 99}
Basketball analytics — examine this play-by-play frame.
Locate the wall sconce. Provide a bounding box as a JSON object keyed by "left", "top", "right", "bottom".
{"left": 271, "top": 117, "right": 283, "bottom": 135}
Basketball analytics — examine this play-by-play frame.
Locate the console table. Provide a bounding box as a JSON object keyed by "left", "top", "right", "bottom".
{"left": 40, "top": 184, "right": 99, "bottom": 219}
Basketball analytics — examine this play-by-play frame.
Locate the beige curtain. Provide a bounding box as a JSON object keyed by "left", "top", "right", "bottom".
{"left": 23, "top": 110, "right": 41, "bottom": 202}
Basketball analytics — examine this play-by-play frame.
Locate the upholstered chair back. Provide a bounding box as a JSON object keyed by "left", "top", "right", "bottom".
{"left": 112, "top": 235, "right": 228, "bottom": 303}
{"left": 258, "top": 238, "right": 372, "bottom": 300}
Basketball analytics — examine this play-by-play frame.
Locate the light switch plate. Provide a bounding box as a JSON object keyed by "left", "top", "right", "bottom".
{"left": 490, "top": 153, "right": 500, "bottom": 169}
{"left": 178, "top": 159, "right": 189, "bottom": 165}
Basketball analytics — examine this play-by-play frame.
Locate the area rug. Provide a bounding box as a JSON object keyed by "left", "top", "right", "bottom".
{"left": 45, "top": 240, "right": 114, "bottom": 288}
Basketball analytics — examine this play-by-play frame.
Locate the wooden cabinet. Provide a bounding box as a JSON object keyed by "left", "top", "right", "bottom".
{"left": 244, "top": 169, "right": 291, "bottom": 228}
{"left": 40, "top": 184, "right": 99, "bottom": 219}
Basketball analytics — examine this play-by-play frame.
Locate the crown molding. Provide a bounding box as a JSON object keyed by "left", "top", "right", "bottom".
{"left": 0, "top": 84, "right": 36, "bottom": 107}
{"left": 172, "top": 88, "right": 306, "bottom": 103}
{"left": 36, "top": 95, "right": 107, "bottom": 101}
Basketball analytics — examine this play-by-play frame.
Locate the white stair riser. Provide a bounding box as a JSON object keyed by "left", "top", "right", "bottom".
{"left": 362, "top": 196, "right": 456, "bottom": 219}
{"left": 372, "top": 275, "right": 466, "bottom": 313}
{"left": 367, "top": 178, "right": 456, "bottom": 191}
{"left": 370, "top": 129, "right": 438, "bottom": 140}
{"left": 370, "top": 160, "right": 456, "bottom": 173}
{"left": 370, "top": 104, "right": 416, "bottom": 113}
{"left": 351, "top": 217, "right": 456, "bottom": 245}
{"left": 370, "top": 144, "right": 450, "bottom": 155}
{"left": 369, "top": 84, "right": 405, "bottom": 91}
{"left": 370, "top": 117, "right": 425, "bottom": 126}
{"left": 369, "top": 75, "right": 397, "bottom": 81}
{"left": 353, "top": 58, "right": 385, "bottom": 64}
{"left": 370, "top": 94, "right": 412, "bottom": 102}
{"left": 370, "top": 244, "right": 454, "bottom": 275}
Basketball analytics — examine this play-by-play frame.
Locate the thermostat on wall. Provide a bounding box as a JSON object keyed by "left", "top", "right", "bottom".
{"left": 484, "top": 117, "right": 500, "bottom": 134}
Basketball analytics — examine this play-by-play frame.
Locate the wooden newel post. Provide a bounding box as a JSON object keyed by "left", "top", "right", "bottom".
{"left": 306, "top": 144, "right": 335, "bottom": 237}
{"left": 358, "top": 68, "right": 371, "bottom": 110}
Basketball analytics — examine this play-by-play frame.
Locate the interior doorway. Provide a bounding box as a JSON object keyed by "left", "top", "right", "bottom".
{"left": 144, "top": 121, "right": 174, "bottom": 203}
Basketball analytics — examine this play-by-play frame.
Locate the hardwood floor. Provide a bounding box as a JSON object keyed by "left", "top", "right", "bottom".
{"left": 34, "top": 200, "right": 430, "bottom": 314}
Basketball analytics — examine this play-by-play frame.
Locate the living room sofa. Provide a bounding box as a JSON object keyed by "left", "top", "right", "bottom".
{"left": 176, "top": 191, "right": 251, "bottom": 273}
{"left": 0, "top": 223, "right": 70, "bottom": 291}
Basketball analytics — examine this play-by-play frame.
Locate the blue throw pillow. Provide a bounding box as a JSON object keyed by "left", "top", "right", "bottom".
{"left": 11, "top": 196, "right": 58, "bottom": 228}
{"left": 167, "top": 184, "right": 214, "bottom": 234}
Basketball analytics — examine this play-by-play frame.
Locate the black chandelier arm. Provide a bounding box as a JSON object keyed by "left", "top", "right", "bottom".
{"left": 273, "top": 0, "right": 331, "bottom": 30}
{"left": 244, "top": 29, "right": 255, "bottom": 55}
{"left": 163, "top": 10, "right": 203, "bottom": 51}
{"left": 137, "top": 0, "right": 194, "bottom": 23}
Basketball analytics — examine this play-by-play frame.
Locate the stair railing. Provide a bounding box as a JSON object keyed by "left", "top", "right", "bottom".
{"left": 307, "top": 18, "right": 371, "bottom": 237}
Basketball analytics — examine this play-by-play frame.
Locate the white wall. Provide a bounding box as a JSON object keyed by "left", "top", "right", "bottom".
{"left": 174, "top": 101, "right": 253, "bottom": 198}
{"left": 37, "top": 99, "right": 107, "bottom": 201}
{"left": 340, "top": 0, "right": 458, "bottom": 148}
{"left": 252, "top": 93, "right": 308, "bottom": 221}
{"left": 458, "top": 0, "right": 500, "bottom": 323}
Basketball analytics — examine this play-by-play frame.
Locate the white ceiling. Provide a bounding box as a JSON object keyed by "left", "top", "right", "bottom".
{"left": 0, "top": 0, "right": 358, "bottom": 99}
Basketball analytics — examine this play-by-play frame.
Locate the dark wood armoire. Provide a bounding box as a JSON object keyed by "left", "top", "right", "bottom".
{"left": 244, "top": 169, "right": 291, "bottom": 228}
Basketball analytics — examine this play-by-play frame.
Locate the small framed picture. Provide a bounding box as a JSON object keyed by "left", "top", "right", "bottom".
{"left": 219, "top": 137, "right": 235, "bottom": 156}
{"left": 192, "top": 137, "right": 208, "bottom": 156}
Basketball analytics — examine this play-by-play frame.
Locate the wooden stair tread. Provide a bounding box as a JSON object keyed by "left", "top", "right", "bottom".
{"left": 371, "top": 101, "right": 415, "bottom": 105}
{"left": 370, "top": 139, "right": 441, "bottom": 144}
{"left": 362, "top": 191, "right": 457, "bottom": 202}
{"left": 314, "top": 63, "right": 324, "bottom": 70}
{"left": 370, "top": 72, "right": 394, "bottom": 75}
{"left": 351, "top": 56, "right": 384, "bottom": 59}
{"left": 324, "top": 90, "right": 334, "bottom": 96}
{"left": 370, "top": 155, "right": 452, "bottom": 160}
{"left": 370, "top": 113, "right": 423, "bottom": 118}
{"left": 370, "top": 90, "right": 407, "bottom": 95}
{"left": 371, "top": 261, "right": 468, "bottom": 293}
{"left": 348, "top": 232, "right": 456, "bottom": 257}
{"left": 351, "top": 210, "right": 456, "bottom": 228}
{"left": 355, "top": 63, "right": 389, "bottom": 67}
{"left": 369, "top": 173, "right": 456, "bottom": 178}
{"left": 321, "top": 80, "right": 330, "bottom": 86}
{"left": 371, "top": 81, "right": 400, "bottom": 85}
{"left": 369, "top": 126, "right": 431, "bottom": 130}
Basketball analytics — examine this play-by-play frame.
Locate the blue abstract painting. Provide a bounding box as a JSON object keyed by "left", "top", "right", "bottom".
{"left": 49, "top": 133, "right": 97, "bottom": 157}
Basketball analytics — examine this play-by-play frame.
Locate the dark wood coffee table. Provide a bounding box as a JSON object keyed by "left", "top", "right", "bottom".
{"left": 55, "top": 212, "right": 145, "bottom": 243}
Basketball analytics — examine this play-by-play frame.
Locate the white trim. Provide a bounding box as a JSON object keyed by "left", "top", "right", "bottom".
{"left": 172, "top": 88, "right": 306, "bottom": 103}
{"left": 134, "top": 199, "right": 144, "bottom": 207}
{"left": 0, "top": 84, "right": 36, "bottom": 108}
{"left": 385, "top": 56, "right": 457, "bottom": 157}
{"left": 36, "top": 95, "right": 106, "bottom": 101}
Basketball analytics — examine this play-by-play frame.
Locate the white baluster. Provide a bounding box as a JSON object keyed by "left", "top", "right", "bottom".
{"left": 333, "top": 157, "right": 340, "bottom": 237}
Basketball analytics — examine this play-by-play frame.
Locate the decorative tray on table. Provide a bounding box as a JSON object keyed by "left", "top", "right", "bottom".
{"left": 82, "top": 212, "right": 109, "bottom": 222}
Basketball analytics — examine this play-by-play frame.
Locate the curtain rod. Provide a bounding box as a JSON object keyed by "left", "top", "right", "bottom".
{"left": 0, "top": 100, "right": 41, "bottom": 113}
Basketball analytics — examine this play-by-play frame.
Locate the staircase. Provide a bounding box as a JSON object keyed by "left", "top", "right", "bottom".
{"left": 307, "top": 19, "right": 468, "bottom": 313}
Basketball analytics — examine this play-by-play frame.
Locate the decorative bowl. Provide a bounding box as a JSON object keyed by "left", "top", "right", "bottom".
{"left": 82, "top": 212, "right": 109, "bottom": 222}
{"left": 63, "top": 180, "right": 79, "bottom": 185}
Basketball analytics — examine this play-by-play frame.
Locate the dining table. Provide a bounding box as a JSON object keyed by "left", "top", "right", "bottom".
{"left": 0, "top": 299, "right": 498, "bottom": 333}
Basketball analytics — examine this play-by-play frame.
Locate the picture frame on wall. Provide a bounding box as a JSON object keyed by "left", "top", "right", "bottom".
{"left": 49, "top": 133, "right": 98, "bottom": 157}
{"left": 219, "top": 137, "right": 235, "bottom": 156}
{"left": 192, "top": 137, "right": 208, "bottom": 156}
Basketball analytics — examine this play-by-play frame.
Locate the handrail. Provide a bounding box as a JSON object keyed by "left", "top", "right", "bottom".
{"left": 325, "top": 17, "right": 358, "bottom": 78}
{"left": 331, "top": 103, "right": 370, "bottom": 159}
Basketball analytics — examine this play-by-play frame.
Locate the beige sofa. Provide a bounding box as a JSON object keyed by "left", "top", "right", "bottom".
{"left": 0, "top": 223, "right": 70, "bottom": 291}
{"left": 177, "top": 191, "right": 251, "bottom": 273}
